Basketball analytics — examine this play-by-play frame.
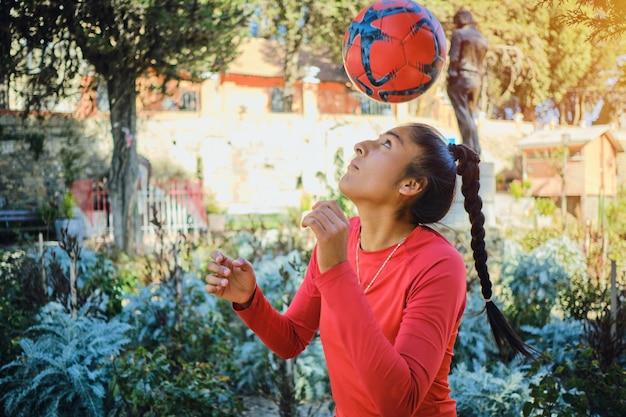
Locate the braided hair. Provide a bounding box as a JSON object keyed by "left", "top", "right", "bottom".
{"left": 404, "top": 123, "right": 535, "bottom": 359}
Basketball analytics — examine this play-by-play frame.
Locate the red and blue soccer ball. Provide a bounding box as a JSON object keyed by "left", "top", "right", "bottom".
{"left": 342, "top": 0, "right": 447, "bottom": 103}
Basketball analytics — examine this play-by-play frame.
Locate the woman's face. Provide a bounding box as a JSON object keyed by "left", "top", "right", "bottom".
{"left": 339, "top": 126, "right": 421, "bottom": 207}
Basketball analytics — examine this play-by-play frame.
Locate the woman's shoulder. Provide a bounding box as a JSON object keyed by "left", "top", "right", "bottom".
{"left": 407, "top": 225, "right": 462, "bottom": 259}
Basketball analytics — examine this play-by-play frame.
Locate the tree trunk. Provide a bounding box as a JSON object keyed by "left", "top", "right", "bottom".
{"left": 282, "top": 36, "right": 302, "bottom": 113}
{"left": 277, "top": 357, "right": 297, "bottom": 417}
{"left": 572, "top": 94, "right": 582, "bottom": 126}
{"left": 106, "top": 76, "right": 139, "bottom": 254}
{"left": 558, "top": 100, "right": 567, "bottom": 125}
{"left": 521, "top": 105, "right": 536, "bottom": 123}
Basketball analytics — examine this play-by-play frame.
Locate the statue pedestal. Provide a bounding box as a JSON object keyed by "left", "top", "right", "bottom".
{"left": 437, "top": 161, "right": 496, "bottom": 231}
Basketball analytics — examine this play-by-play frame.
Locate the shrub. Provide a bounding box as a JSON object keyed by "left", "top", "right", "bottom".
{"left": 0, "top": 303, "right": 131, "bottom": 417}
{"left": 450, "top": 360, "right": 533, "bottom": 417}
{"left": 0, "top": 250, "right": 45, "bottom": 366}
{"left": 534, "top": 198, "right": 556, "bottom": 216}
{"left": 501, "top": 237, "right": 587, "bottom": 332}
{"left": 524, "top": 346, "right": 626, "bottom": 417}
{"left": 232, "top": 251, "right": 331, "bottom": 413}
{"left": 453, "top": 285, "right": 500, "bottom": 368}
{"left": 521, "top": 319, "right": 584, "bottom": 364}
{"left": 107, "top": 345, "right": 241, "bottom": 417}
{"left": 109, "top": 274, "right": 241, "bottom": 416}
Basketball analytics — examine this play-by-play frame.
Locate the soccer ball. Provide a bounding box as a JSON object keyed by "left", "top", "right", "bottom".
{"left": 342, "top": 0, "right": 446, "bottom": 103}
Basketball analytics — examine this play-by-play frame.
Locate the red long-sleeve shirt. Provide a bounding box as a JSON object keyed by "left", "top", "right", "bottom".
{"left": 236, "top": 217, "right": 467, "bottom": 417}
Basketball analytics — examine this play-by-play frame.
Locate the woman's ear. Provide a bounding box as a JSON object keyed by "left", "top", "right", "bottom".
{"left": 399, "top": 177, "right": 427, "bottom": 197}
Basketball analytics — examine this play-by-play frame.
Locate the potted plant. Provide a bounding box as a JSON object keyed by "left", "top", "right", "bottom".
{"left": 53, "top": 132, "right": 86, "bottom": 242}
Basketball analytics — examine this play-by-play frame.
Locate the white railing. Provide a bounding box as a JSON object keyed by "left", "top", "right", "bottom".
{"left": 74, "top": 179, "right": 208, "bottom": 240}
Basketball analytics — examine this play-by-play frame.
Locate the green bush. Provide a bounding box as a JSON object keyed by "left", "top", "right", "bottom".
{"left": 0, "top": 250, "right": 45, "bottom": 367}
{"left": 518, "top": 237, "right": 626, "bottom": 416}
{"left": 109, "top": 274, "right": 241, "bottom": 416}
{"left": 534, "top": 197, "right": 556, "bottom": 216}
{"left": 107, "top": 345, "right": 242, "bottom": 417}
{"left": 509, "top": 179, "right": 531, "bottom": 199}
{"left": 524, "top": 346, "right": 626, "bottom": 417}
{"left": 41, "top": 246, "right": 134, "bottom": 318}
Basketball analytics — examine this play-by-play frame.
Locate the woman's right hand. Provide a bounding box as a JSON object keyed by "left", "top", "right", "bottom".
{"left": 205, "top": 250, "right": 257, "bottom": 305}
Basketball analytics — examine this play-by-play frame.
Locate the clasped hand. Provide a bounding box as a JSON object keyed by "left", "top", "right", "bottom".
{"left": 301, "top": 200, "right": 350, "bottom": 273}
{"left": 205, "top": 200, "right": 349, "bottom": 302}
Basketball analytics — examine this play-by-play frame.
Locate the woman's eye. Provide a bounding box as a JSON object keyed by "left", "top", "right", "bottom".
{"left": 383, "top": 139, "right": 392, "bottom": 148}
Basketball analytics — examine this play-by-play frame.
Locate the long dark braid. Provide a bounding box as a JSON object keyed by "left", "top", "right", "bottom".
{"left": 448, "top": 143, "right": 536, "bottom": 359}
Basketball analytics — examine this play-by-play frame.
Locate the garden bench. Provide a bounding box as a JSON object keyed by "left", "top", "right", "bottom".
{"left": 0, "top": 209, "right": 49, "bottom": 242}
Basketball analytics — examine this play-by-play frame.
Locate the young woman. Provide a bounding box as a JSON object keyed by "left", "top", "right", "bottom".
{"left": 205, "top": 123, "right": 533, "bottom": 417}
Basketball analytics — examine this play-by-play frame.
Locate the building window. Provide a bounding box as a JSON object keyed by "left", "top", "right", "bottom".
{"left": 180, "top": 91, "right": 198, "bottom": 111}
{"left": 270, "top": 88, "right": 285, "bottom": 112}
{"left": 270, "top": 88, "right": 294, "bottom": 113}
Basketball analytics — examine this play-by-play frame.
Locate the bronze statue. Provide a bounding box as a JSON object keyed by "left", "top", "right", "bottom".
{"left": 446, "top": 10, "right": 488, "bottom": 154}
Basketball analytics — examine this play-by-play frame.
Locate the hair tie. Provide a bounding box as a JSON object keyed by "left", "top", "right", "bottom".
{"left": 484, "top": 298, "right": 492, "bottom": 303}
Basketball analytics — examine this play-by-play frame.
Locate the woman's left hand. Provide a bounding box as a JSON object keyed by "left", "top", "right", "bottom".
{"left": 301, "top": 200, "right": 350, "bottom": 273}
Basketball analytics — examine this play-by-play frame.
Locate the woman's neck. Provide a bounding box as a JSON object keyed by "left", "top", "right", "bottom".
{"left": 358, "top": 216, "right": 417, "bottom": 252}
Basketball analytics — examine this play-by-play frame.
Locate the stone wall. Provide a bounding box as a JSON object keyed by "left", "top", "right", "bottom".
{"left": 0, "top": 114, "right": 112, "bottom": 210}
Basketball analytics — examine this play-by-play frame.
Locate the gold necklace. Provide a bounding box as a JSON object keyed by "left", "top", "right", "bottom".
{"left": 356, "top": 234, "right": 406, "bottom": 293}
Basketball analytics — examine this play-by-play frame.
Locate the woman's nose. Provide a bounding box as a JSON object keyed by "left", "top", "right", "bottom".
{"left": 354, "top": 140, "right": 367, "bottom": 155}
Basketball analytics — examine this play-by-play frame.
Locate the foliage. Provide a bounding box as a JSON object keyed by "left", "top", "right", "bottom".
{"left": 217, "top": 222, "right": 312, "bottom": 267}
{"left": 0, "top": 303, "right": 131, "bottom": 417}
{"left": 109, "top": 260, "right": 241, "bottom": 416}
{"left": 450, "top": 360, "right": 534, "bottom": 417}
{"left": 543, "top": 4, "right": 593, "bottom": 123}
{"left": 523, "top": 363, "right": 581, "bottom": 416}
{"left": 251, "top": 0, "right": 370, "bottom": 111}
{"left": 0, "top": 244, "right": 134, "bottom": 374}
{"left": 314, "top": 147, "right": 356, "bottom": 217}
{"left": 0, "top": 250, "right": 45, "bottom": 367}
{"left": 59, "top": 132, "right": 86, "bottom": 190}
{"left": 518, "top": 233, "right": 626, "bottom": 417}
{"left": 424, "top": 0, "right": 626, "bottom": 123}
{"left": 233, "top": 251, "right": 331, "bottom": 414}
{"left": 521, "top": 319, "right": 585, "bottom": 364}
{"left": 606, "top": 186, "right": 626, "bottom": 268}
{"left": 107, "top": 345, "right": 242, "bottom": 417}
{"left": 501, "top": 237, "right": 587, "bottom": 331}
{"left": 536, "top": 0, "right": 626, "bottom": 41}
{"left": 524, "top": 346, "right": 626, "bottom": 417}
{"left": 517, "top": 226, "right": 562, "bottom": 252}
{"left": 0, "top": 245, "right": 98, "bottom": 360}
{"left": 534, "top": 197, "right": 556, "bottom": 216}
{"left": 3, "top": 194, "right": 624, "bottom": 417}
{"left": 38, "top": 245, "right": 132, "bottom": 318}
{"left": 508, "top": 179, "right": 531, "bottom": 199}
{"left": 38, "top": 192, "right": 78, "bottom": 222}
{"left": 567, "top": 280, "right": 626, "bottom": 368}
{"left": 453, "top": 285, "right": 500, "bottom": 368}
{"left": 59, "top": 192, "right": 78, "bottom": 219}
